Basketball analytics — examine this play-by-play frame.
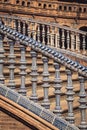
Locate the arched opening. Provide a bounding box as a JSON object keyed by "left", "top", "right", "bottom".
{"left": 38, "top": 3, "right": 41, "bottom": 6}
{"left": 79, "top": 7, "right": 82, "bottom": 12}
{"left": 43, "top": 4, "right": 46, "bottom": 9}
{"left": 64, "top": 6, "right": 67, "bottom": 11}
{"left": 83, "top": 8, "right": 86, "bottom": 13}
{"left": 79, "top": 26, "right": 87, "bottom": 49}
{"left": 27, "top": 2, "right": 30, "bottom": 7}
{"left": 68, "top": 6, "right": 72, "bottom": 11}
{"left": 59, "top": 6, "right": 62, "bottom": 11}
{"left": 22, "top": 1, "right": 25, "bottom": 6}
{"left": 16, "top": 0, "right": 19, "bottom": 4}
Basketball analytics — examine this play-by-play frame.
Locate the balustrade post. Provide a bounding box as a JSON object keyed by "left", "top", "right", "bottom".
{"left": 50, "top": 27, "right": 55, "bottom": 47}
{"left": 47, "top": 25, "right": 50, "bottom": 45}
{"left": 66, "top": 68, "right": 75, "bottom": 124}
{"left": 78, "top": 75, "right": 87, "bottom": 130}
{"left": 37, "top": 24, "right": 40, "bottom": 42}
{"left": 67, "top": 30, "right": 70, "bottom": 50}
{"left": 41, "top": 56, "right": 50, "bottom": 109}
{"left": 18, "top": 20, "right": 21, "bottom": 33}
{"left": 82, "top": 35, "right": 86, "bottom": 55}
{"left": 53, "top": 62, "right": 62, "bottom": 117}
{"left": 28, "top": 23, "right": 31, "bottom": 37}
{"left": 30, "top": 50, "right": 38, "bottom": 102}
{"left": 8, "top": 40, "right": 16, "bottom": 89}
{"left": 13, "top": 19, "right": 16, "bottom": 31}
{"left": 18, "top": 45, "right": 27, "bottom": 96}
{"left": 23, "top": 22, "right": 26, "bottom": 35}
{"left": 32, "top": 23, "right": 36, "bottom": 40}
{"left": 0, "top": 34, "right": 5, "bottom": 84}
{"left": 42, "top": 24, "right": 45, "bottom": 45}
{"left": 71, "top": 32, "right": 75, "bottom": 51}
{"left": 76, "top": 33, "right": 80, "bottom": 53}
{"left": 55, "top": 28, "right": 60, "bottom": 48}
{"left": 62, "top": 29, "right": 65, "bottom": 49}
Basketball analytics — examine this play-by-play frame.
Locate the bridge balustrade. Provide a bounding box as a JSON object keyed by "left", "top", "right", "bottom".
{"left": 0, "top": 15, "right": 87, "bottom": 56}
{"left": 0, "top": 21, "right": 87, "bottom": 130}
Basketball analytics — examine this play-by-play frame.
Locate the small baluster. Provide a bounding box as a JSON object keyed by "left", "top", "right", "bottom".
{"left": 53, "top": 62, "right": 62, "bottom": 117}
{"left": 30, "top": 50, "right": 38, "bottom": 102}
{"left": 47, "top": 25, "right": 50, "bottom": 45}
{"left": 82, "top": 35, "right": 86, "bottom": 55}
{"left": 67, "top": 30, "right": 70, "bottom": 50}
{"left": 8, "top": 40, "right": 16, "bottom": 89}
{"left": 8, "top": 18, "right": 12, "bottom": 28}
{"left": 66, "top": 68, "right": 75, "bottom": 124}
{"left": 55, "top": 28, "right": 59, "bottom": 48}
{"left": 76, "top": 33, "right": 80, "bottom": 53}
{"left": 0, "top": 34, "right": 5, "bottom": 84}
{"left": 42, "top": 24, "right": 45, "bottom": 45}
{"left": 71, "top": 32, "right": 75, "bottom": 51}
{"left": 78, "top": 75, "right": 87, "bottom": 130}
{"left": 28, "top": 23, "right": 31, "bottom": 37}
{"left": 62, "top": 29, "right": 65, "bottom": 49}
{"left": 18, "top": 20, "right": 21, "bottom": 33}
{"left": 37, "top": 24, "right": 40, "bottom": 42}
{"left": 32, "top": 23, "right": 36, "bottom": 40}
{"left": 41, "top": 56, "right": 50, "bottom": 109}
{"left": 57, "top": 28, "right": 60, "bottom": 48}
{"left": 12, "top": 19, "right": 16, "bottom": 31}
{"left": 50, "top": 27, "right": 55, "bottom": 47}
{"left": 18, "top": 45, "right": 27, "bottom": 96}
{"left": 23, "top": 22, "right": 26, "bottom": 35}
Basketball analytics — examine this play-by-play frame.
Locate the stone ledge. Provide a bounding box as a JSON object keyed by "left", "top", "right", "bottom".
{"left": 0, "top": 84, "right": 79, "bottom": 130}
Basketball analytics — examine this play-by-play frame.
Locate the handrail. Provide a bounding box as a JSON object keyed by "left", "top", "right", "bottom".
{"left": 0, "top": 14, "right": 87, "bottom": 36}
{"left": 0, "top": 22, "right": 87, "bottom": 77}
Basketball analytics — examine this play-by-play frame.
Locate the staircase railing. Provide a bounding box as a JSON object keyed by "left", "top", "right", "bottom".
{"left": 0, "top": 14, "right": 87, "bottom": 56}
{"left": 0, "top": 21, "right": 87, "bottom": 130}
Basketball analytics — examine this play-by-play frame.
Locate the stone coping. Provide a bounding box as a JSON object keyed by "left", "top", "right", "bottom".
{"left": 0, "top": 84, "right": 79, "bottom": 130}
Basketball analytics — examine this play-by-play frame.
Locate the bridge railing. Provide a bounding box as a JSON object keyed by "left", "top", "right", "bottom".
{"left": 0, "top": 21, "right": 87, "bottom": 130}
{"left": 0, "top": 14, "right": 87, "bottom": 56}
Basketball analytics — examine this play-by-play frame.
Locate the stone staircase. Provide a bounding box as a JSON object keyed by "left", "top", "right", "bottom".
{"left": 3, "top": 43, "right": 87, "bottom": 128}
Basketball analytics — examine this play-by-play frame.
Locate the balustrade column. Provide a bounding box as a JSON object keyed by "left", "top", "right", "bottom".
{"left": 18, "top": 20, "right": 21, "bottom": 33}
{"left": 47, "top": 25, "right": 50, "bottom": 45}
{"left": 66, "top": 68, "right": 75, "bottom": 124}
{"left": 28, "top": 23, "right": 31, "bottom": 37}
{"left": 37, "top": 24, "right": 40, "bottom": 42}
{"left": 30, "top": 50, "right": 38, "bottom": 102}
{"left": 76, "top": 33, "right": 80, "bottom": 52}
{"left": 53, "top": 62, "right": 62, "bottom": 117}
{"left": 18, "top": 45, "right": 27, "bottom": 96}
{"left": 82, "top": 35, "right": 86, "bottom": 55}
{"left": 32, "top": 23, "right": 36, "bottom": 40}
{"left": 55, "top": 28, "right": 60, "bottom": 48}
{"left": 67, "top": 30, "right": 70, "bottom": 50}
{"left": 50, "top": 27, "right": 55, "bottom": 47}
{"left": 23, "top": 22, "right": 26, "bottom": 35}
{"left": 0, "top": 34, "right": 5, "bottom": 84}
{"left": 42, "top": 24, "right": 45, "bottom": 45}
{"left": 8, "top": 18, "right": 12, "bottom": 28}
{"left": 71, "top": 32, "right": 75, "bottom": 51}
{"left": 78, "top": 75, "right": 87, "bottom": 130}
{"left": 62, "top": 29, "right": 65, "bottom": 49}
{"left": 41, "top": 56, "right": 50, "bottom": 109}
{"left": 13, "top": 19, "right": 16, "bottom": 31}
{"left": 8, "top": 40, "right": 16, "bottom": 89}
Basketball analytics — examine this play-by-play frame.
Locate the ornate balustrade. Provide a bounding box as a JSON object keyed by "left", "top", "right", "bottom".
{"left": 0, "top": 14, "right": 87, "bottom": 56}
{"left": 0, "top": 21, "right": 87, "bottom": 130}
